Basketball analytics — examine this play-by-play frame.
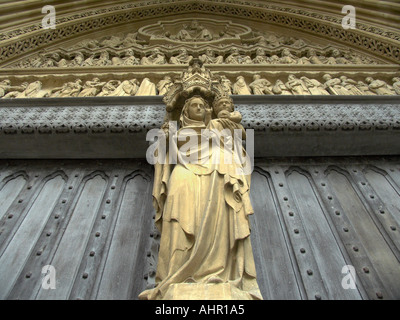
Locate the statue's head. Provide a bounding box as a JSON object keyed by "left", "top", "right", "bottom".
{"left": 365, "top": 77, "right": 373, "bottom": 83}
{"left": 213, "top": 95, "right": 234, "bottom": 116}
{"left": 182, "top": 95, "right": 209, "bottom": 122}
{"left": 256, "top": 48, "right": 265, "bottom": 56}
{"left": 322, "top": 74, "right": 332, "bottom": 81}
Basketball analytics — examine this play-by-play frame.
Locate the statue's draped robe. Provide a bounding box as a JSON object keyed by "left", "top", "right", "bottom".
{"left": 140, "top": 113, "right": 262, "bottom": 300}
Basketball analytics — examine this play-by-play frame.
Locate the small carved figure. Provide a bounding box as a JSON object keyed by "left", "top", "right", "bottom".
{"left": 5, "top": 81, "right": 46, "bottom": 98}
{"left": 340, "top": 76, "right": 363, "bottom": 95}
{"left": 136, "top": 78, "right": 157, "bottom": 96}
{"left": 279, "top": 49, "right": 298, "bottom": 64}
{"left": 252, "top": 48, "right": 269, "bottom": 64}
{"left": 176, "top": 24, "right": 192, "bottom": 41}
{"left": 2, "top": 82, "right": 29, "bottom": 98}
{"left": 110, "top": 79, "right": 140, "bottom": 96}
{"left": 200, "top": 49, "right": 224, "bottom": 64}
{"left": 141, "top": 49, "right": 167, "bottom": 65}
{"left": 285, "top": 74, "right": 311, "bottom": 95}
{"left": 392, "top": 77, "right": 400, "bottom": 95}
{"left": 0, "top": 80, "right": 27, "bottom": 98}
{"left": 169, "top": 48, "right": 193, "bottom": 65}
{"left": 322, "top": 74, "right": 350, "bottom": 95}
{"left": 50, "top": 79, "right": 83, "bottom": 97}
{"left": 325, "top": 49, "right": 350, "bottom": 65}
{"left": 112, "top": 49, "right": 140, "bottom": 66}
{"left": 300, "top": 76, "right": 329, "bottom": 95}
{"left": 272, "top": 80, "right": 292, "bottom": 95}
{"left": 196, "top": 25, "right": 213, "bottom": 41}
{"left": 69, "top": 52, "right": 85, "bottom": 67}
{"left": 93, "top": 51, "right": 112, "bottom": 67}
{"left": 101, "top": 35, "right": 123, "bottom": 48}
{"left": 232, "top": 76, "right": 251, "bottom": 95}
{"left": 249, "top": 75, "right": 273, "bottom": 95}
{"left": 78, "top": 78, "right": 106, "bottom": 97}
{"left": 299, "top": 48, "right": 324, "bottom": 65}
{"left": 225, "top": 47, "right": 252, "bottom": 64}
{"left": 365, "top": 77, "right": 395, "bottom": 95}
{"left": 97, "top": 80, "right": 121, "bottom": 96}
{"left": 219, "top": 75, "right": 232, "bottom": 95}
{"left": 356, "top": 81, "right": 376, "bottom": 95}
{"left": 157, "top": 76, "right": 174, "bottom": 96}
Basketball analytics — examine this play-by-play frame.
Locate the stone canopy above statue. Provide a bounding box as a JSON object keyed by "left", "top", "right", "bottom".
{"left": 137, "top": 18, "right": 252, "bottom": 44}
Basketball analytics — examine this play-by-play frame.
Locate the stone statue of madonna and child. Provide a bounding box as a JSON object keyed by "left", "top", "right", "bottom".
{"left": 139, "top": 92, "right": 262, "bottom": 300}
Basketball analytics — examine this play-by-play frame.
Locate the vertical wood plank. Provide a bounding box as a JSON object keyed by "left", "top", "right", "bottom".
{"left": 327, "top": 169, "right": 400, "bottom": 299}
{"left": 36, "top": 174, "right": 107, "bottom": 300}
{"left": 95, "top": 174, "right": 152, "bottom": 300}
{"left": 250, "top": 169, "right": 302, "bottom": 300}
{"left": 0, "top": 175, "right": 65, "bottom": 299}
{"left": 287, "top": 168, "right": 363, "bottom": 299}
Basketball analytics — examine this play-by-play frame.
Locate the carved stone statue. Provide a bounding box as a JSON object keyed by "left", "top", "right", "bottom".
{"left": 69, "top": 52, "right": 85, "bottom": 67}
{"left": 300, "top": 76, "right": 329, "bottom": 95}
{"left": 272, "top": 79, "right": 292, "bottom": 95}
{"left": 136, "top": 78, "right": 157, "bottom": 96}
{"left": 365, "top": 77, "right": 395, "bottom": 95}
{"left": 176, "top": 24, "right": 192, "bottom": 41}
{"left": 4, "top": 81, "right": 47, "bottom": 98}
{"left": 0, "top": 80, "right": 27, "bottom": 98}
{"left": 340, "top": 76, "right": 363, "bottom": 95}
{"left": 50, "top": 79, "right": 83, "bottom": 97}
{"left": 285, "top": 74, "right": 311, "bottom": 95}
{"left": 249, "top": 75, "right": 273, "bottom": 95}
{"left": 356, "top": 81, "right": 376, "bottom": 95}
{"left": 392, "top": 77, "right": 400, "bottom": 95}
{"left": 200, "top": 49, "right": 224, "bottom": 64}
{"left": 157, "top": 76, "right": 174, "bottom": 96}
{"left": 169, "top": 48, "right": 193, "bottom": 65}
{"left": 322, "top": 74, "right": 350, "bottom": 95}
{"left": 299, "top": 48, "right": 324, "bottom": 65}
{"left": 279, "top": 49, "right": 298, "bottom": 64}
{"left": 225, "top": 47, "right": 252, "bottom": 64}
{"left": 252, "top": 48, "right": 269, "bottom": 64}
{"left": 112, "top": 49, "right": 140, "bottom": 66}
{"left": 219, "top": 75, "right": 232, "bottom": 95}
{"left": 139, "top": 93, "right": 262, "bottom": 300}
{"left": 232, "top": 76, "right": 251, "bottom": 95}
{"left": 141, "top": 49, "right": 167, "bottom": 65}
{"left": 97, "top": 80, "right": 121, "bottom": 96}
{"left": 78, "top": 78, "right": 106, "bottom": 97}
{"left": 110, "top": 79, "right": 140, "bottom": 96}
{"left": 325, "top": 49, "right": 350, "bottom": 65}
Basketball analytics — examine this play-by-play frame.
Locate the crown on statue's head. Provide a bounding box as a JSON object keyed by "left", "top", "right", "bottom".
{"left": 213, "top": 91, "right": 233, "bottom": 105}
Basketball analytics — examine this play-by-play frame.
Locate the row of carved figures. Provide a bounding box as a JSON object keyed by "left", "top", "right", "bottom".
{"left": 1, "top": 75, "right": 399, "bottom": 98}
{"left": 11, "top": 46, "right": 377, "bottom": 69}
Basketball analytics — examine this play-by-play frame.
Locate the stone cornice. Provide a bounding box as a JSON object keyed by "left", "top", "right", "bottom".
{"left": 0, "top": 95, "right": 398, "bottom": 158}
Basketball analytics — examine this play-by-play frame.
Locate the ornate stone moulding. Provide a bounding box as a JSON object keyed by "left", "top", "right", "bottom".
{"left": 0, "top": 0, "right": 398, "bottom": 64}
{"left": 0, "top": 95, "right": 398, "bottom": 134}
{"left": 0, "top": 95, "right": 398, "bottom": 159}
{"left": 137, "top": 18, "right": 252, "bottom": 45}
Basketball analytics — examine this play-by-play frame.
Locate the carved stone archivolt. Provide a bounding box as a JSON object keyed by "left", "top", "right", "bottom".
{"left": 0, "top": 0, "right": 399, "bottom": 65}
{"left": 7, "top": 19, "right": 384, "bottom": 70}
